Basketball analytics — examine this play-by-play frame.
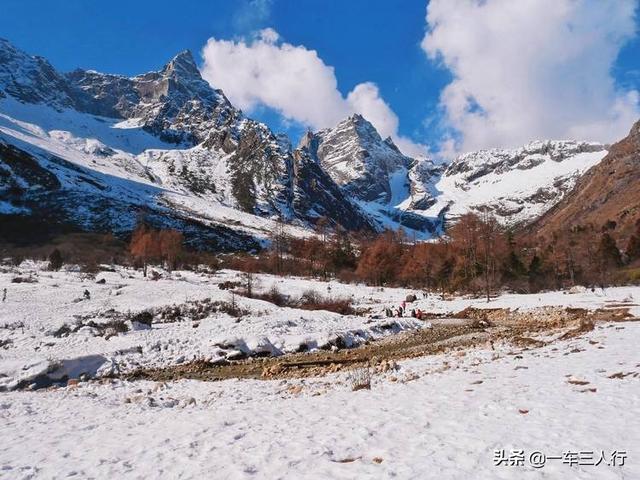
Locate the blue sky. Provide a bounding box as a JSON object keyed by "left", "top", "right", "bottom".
{"left": 2, "top": 0, "right": 639, "bottom": 156}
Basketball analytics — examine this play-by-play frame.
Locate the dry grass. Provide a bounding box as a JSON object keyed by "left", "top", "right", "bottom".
{"left": 249, "top": 286, "right": 289, "bottom": 307}
{"left": 348, "top": 367, "right": 372, "bottom": 391}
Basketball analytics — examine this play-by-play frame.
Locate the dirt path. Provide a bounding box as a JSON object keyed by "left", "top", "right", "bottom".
{"left": 126, "top": 321, "right": 485, "bottom": 382}
{"left": 124, "top": 306, "right": 637, "bottom": 383}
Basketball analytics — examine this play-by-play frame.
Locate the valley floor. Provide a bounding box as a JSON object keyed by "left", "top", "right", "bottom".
{"left": 0, "top": 263, "right": 639, "bottom": 479}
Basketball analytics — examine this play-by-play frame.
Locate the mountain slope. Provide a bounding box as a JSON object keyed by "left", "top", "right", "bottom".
{"left": 424, "top": 140, "right": 608, "bottom": 227}
{"left": 530, "top": 121, "right": 640, "bottom": 241}
{"left": 0, "top": 38, "right": 78, "bottom": 108}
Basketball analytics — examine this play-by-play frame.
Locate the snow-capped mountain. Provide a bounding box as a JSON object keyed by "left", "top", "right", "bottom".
{"left": 67, "top": 50, "right": 238, "bottom": 146}
{"left": 0, "top": 38, "right": 78, "bottom": 108}
{"left": 300, "top": 115, "right": 443, "bottom": 235}
{"left": 299, "top": 114, "right": 610, "bottom": 233}
{"left": 0, "top": 39, "right": 373, "bottom": 248}
{"left": 423, "top": 140, "right": 608, "bottom": 227}
{"left": 301, "top": 114, "right": 410, "bottom": 203}
{"left": 0, "top": 38, "right": 614, "bottom": 247}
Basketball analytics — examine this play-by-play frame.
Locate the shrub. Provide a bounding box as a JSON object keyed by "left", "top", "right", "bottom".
{"left": 129, "top": 310, "right": 154, "bottom": 326}
{"left": 217, "top": 300, "right": 248, "bottom": 318}
{"left": 297, "top": 290, "right": 354, "bottom": 315}
{"left": 251, "top": 285, "right": 289, "bottom": 307}
{"left": 11, "top": 276, "right": 38, "bottom": 284}
{"left": 218, "top": 280, "right": 242, "bottom": 290}
{"left": 236, "top": 287, "right": 354, "bottom": 314}
{"left": 80, "top": 261, "right": 100, "bottom": 274}
{"left": 299, "top": 289, "right": 321, "bottom": 305}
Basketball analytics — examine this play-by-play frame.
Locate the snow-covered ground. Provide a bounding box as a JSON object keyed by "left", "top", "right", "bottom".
{"left": 0, "top": 262, "right": 427, "bottom": 390}
{"left": 1, "top": 262, "right": 638, "bottom": 478}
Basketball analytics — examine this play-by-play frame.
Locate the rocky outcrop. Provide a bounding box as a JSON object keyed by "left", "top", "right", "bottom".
{"left": 300, "top": 114, "right": 441, "bottom": 234}
{"left": 291, "top": 148, "right": 375, "bottom": 231}
{"left": 446, "top": 140, "right": 606, "bottom": 181}
{"left": 0, "top": 38, "right": 78, "bottom": 109}
{"left": 67, "top": 50, "right": 239, "bottom": 146}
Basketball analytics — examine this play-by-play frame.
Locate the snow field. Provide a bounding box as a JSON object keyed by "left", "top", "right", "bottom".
{"left": 1, "top": 319, "right": 638, "bottom": 479}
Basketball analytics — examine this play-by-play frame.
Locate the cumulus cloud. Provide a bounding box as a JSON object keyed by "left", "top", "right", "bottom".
{"left": 422, "top": 0, "right": 640, "bottom": 156}
{"left": 200, "top": 29, "right": 426, "bottom": 157}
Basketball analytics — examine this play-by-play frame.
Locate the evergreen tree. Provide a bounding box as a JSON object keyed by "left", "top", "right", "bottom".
{"left": 527, "top": 254, "right": 544, "bottom": 291}
{"left": 626, "top": 234, "right": 640, "bottom": 262}
{"left": 596, "top": 233, "right": 622, "bottom": 287}
{"left": 435, "top": 257, "right": 455, "bottom": 298}
{"left": 599, "top": 233, "right": 622, "bottom": 268}
{"left": 48, "top": 248, "right": 63, "bottom": 271}
{"left": 626, "top": 220, "right": 640, "bottom": 261}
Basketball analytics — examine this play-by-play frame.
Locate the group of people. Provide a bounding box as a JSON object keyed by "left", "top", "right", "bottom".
{"left": 384, "top": 300, "right": 427, "bottom": 320}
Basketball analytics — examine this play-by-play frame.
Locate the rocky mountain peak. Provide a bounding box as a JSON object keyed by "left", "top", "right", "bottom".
{"left": 0, "top": 37, "right": 22, "bottom": 59}
{"left": 625, "top": 119, "right": 640, "bottom": 146}
{"left": 305, "top": 114, "right": 412, "bottom": 204}
{"left": 0, "top": 37, "right": 14, "bottom": 56}
{"left": 0, "top": 38, "right": 76, "bottom": 108}
{"left": 296, "top": 130, "right": 320, "bottom": 156}
{"left": 63, "top": 48, "right": 240, "bottom": 146}
{"left": 340, "top": 114, "right": 381, "bottom": 142}
{"left": 134, "top": 49, "right": 221, "bottom": 105}
{"left": 161, "top": 50, "right": 200, "bottom": 79}
{"left": 383, "top": 136, "right": 402, "bottom": 153}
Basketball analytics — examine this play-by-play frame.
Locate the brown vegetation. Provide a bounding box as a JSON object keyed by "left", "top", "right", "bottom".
{"left": 2, "top": 196, "right": 638, "bottom": 296}
{"left": 240, "top": 285, "right": 355, "bottom": 315}
{"left": 129, "top": 224, "right": 183, "bottom": 276}
{"left": 218, "top": 207, "right": 639, "bottom": 297}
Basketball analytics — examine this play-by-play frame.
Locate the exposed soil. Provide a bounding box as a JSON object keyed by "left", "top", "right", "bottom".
{"left": 124, "top": 306, "right": 637, "bottom": 383}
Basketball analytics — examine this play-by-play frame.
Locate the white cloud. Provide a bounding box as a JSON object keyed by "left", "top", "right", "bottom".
{"left": 422, "top": 0, "right": 640, "bottom": 156}
{"left": 200, "top": 29, "right": 427, "bottom": 157}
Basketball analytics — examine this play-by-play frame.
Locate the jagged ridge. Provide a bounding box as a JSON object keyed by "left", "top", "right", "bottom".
{"left": 0, "top": 39, "right": 375, "bottom": 246}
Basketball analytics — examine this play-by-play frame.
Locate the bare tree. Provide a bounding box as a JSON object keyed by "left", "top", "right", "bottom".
{"left": 477, "top": 209, "right": 503, "bottom": 302}
{"left": 242, "top": 271, "right": 255, "bottom": 297}
{"left": 269, "top": 216, "right": 289, "bottom": 275}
